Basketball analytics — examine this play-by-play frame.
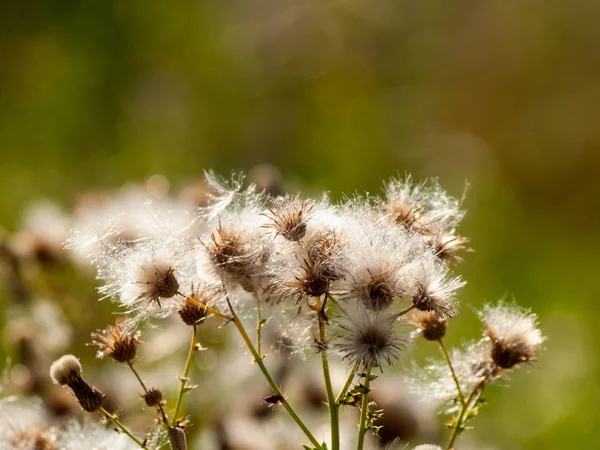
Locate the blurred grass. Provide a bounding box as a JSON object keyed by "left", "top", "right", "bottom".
{"left": 1, "top": 1, "right": 600, "bottom": 448}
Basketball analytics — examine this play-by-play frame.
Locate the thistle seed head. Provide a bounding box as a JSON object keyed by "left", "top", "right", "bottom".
{"left": 263, "top": 197, "right": 312, "bottom": 242}
{"left": 134, "top": 262, "right": 180, "bottom": 307}
{"left": 49, "top": 355, "right": 82, "bottom": 386}
{"left": 479, "top": 303, "right": 545, "bottom": 370}
{"left": 49, "top": 354, "right": 105, "bottom": 412}
{"left": 90, "top": 319, "right": 140, "bottom": 363}
{"left": 409, "top": 310, "right": 447, "bottom": 341}
{"left": 142, "top": 387, "right": 164, "bottom": 407}
{"left": 178, "top": 285, "right": 217, "bottom": 326}
{"left": 333, "top": 305, "right": 405, "bottom": 371}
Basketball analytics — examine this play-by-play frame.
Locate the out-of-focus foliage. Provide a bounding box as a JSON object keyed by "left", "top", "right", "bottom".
{"left": 0, "top": 1, "right": 599, "bottom": 449}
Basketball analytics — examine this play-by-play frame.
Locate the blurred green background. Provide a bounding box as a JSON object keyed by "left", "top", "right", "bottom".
{"left": 1, "top": 1, "right": 599, "bottom": 449}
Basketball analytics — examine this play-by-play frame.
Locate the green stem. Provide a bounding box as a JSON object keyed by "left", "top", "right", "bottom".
{"left": 336, "top": 363, "right": 357, "bottom": 404}
{"left": 438, "top": 339, "right": 464, "bottom": 404}
{"left": 172, "top": 325, "right": 198, "bottom": 423}
{"left": 318, "top": 300, "right": 339, "bottom": 450}
{"left": 446, "top": 373, "right": 492, "bottom": 449}
{"left": 256, "top": 300, "right": 263, "bottom": 359}
{"left": 128, "top": 361, "right": 171, "bottom": 427}
{"left": 356, "top": 362, "right": 374, "bottom": 450}
{"left": 226, "top": 299, "right": 323, "bottom": 450}
{"left": 99, "top": 407, "right": 146, "bottom": 448}
{"left": 398, "top": 304, "right": 416, "bottom": 317}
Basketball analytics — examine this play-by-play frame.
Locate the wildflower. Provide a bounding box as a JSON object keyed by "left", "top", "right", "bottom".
{"left": 263, "top": 197, "right": 313, "bottom": 242}
{"left": 50, "top": 355, "right": 105, "bottom": 412}
{"left": 411, "top": 262, "right": 464, "bottom": 318}
{"left": 479, "top": 302, "right": 545, "bottom": 370}
{"left": 413, "top": 445, "right": 442, "bottom": 450}
{"left": 90, "top": 319, "right": 140, "bottom": 363}
{"left": 333, "top": 304, "right": 405, "bottom": 371}
{"left": 410, "top": 310, "right": 447, "bottom": 341}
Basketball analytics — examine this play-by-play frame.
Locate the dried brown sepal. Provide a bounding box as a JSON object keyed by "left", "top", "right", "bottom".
{"left": 135, "top": 263, "right": 180, "bottom": 307}
{"left": 69, "top": 378, "right": 105, "bottom": 412}
{"left": 142, "top": 387, "right": 164, "bottom": 407}
{"left": 410, "top": 310, "right": 447, "bottom": 341}
{"left": 178, "top": 285, "right": 218, "bottom": 326}
{"left": 306, "top": 230, "right": 343, "bottom": 281}
{"left": 365, "top": 271, "right": 394, "bottom": 311}
{"left": 487, "top": 332, "right": 537, "bottom": 369}
{"left": 428, "top": 231, "right": 473, "bottom": 265}
{"left": 412, "top": 284, "right": 455, "bottom": 319}
{"left": 263, "top": 198, "right": 312, "bottom": 241}
{"left": 91, "top": 318, "right": 140, "bottom": 363}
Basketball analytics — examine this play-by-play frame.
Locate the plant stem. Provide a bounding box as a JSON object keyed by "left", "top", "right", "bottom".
{"left": 256, "top": 299, "right": 263, "bottom": 359}
{"left": 172, "top": 325, "right": 198, "bottom": 423}
{"left": 226, "top": 298, "right": 323, "bottom": 450}
{"left": 99, "top": 406, "right": 146, "bottom": 448}
{"left": 336, "top": 363, "right": 357, "bottom": 404}
{"left": 356, "top": 362, "right": 374, "bottom": 450}
{"left": 186, "top": 293, "right": 322, "bottom": 449}
{"left": 446, "top": 373, "right": 492, "bottom": 450}
{"left": 437, "top": 339, "right": 464, "bottom": 404}
{"left": 127, "top": 361, "right": 171, "bottom": 427}
{"left": 398, "top": 304, "right": 416, "bottom": 317}
{"left": 317, "top": 296, "right": 339, "bottom": 450}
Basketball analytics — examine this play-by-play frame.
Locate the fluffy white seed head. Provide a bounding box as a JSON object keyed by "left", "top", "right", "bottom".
{"left": 413, "top": 445, "right": 443, "bottom": 450}
{"left": 49, "top": 355, "right": 82, "bottom": 386}
{"left": 333, "top": 302, "right": 407, "bottom": 371}
{"left": 411, "top": 259, "right": 465, "bottom": 318}
{"left": 479, "top": 302, "right": 545, "bottom": 369}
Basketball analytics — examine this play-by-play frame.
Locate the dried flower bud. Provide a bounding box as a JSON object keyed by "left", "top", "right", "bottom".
{"left": 263, "top": 198, "right": 312, "bottom": 242}
{"left": 142, "top": 387, "right": 164, "bottom": 407}
{"left": 410, "top": 310, "right": 447, "bottom": 341}
{"left": 427, "top": 231, "right": 472, "bottom": 265}
{"left": 306, "top": 230, "right": 342, "bottom": 281}
{"left": 178, "top": 285, "right": 217, "bottom": 326}
{"left": 91, "top": 319, "right": 140, "bottom": 363}
{"left": 49, "top": 354, "right": 105, "bottom": 412}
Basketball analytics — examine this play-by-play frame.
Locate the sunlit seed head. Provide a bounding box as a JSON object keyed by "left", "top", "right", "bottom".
{"left": 410, "top": 310, "right": 447, "bottom": 341}
{"left": 263, "top": 197, "right": 313, "bottom": 242}
{"left": 306, "top": 230, "right": 342, "bottom": 281}
{"left": 479, "top": 302, "right": 544, "bottom": 370}
{"left": 333, "top": 306, "right": 405, "bottom": 371}
{"left": 428, "top": 231, "right": 473, "bottom": 265}
{"left": 130, "top": 260, "right": 180, "bottom": 309}
{"left": 90, "top": 318, "right": 140, "bottom": 363}
{"left": 412, "top": 283, "right": 455, "bottom": 319}
{"left": 49, "top": 355, "right": 82, "bottom": 386}
{"left": 364, "top": 271, "right": 395, "bottom": 311}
